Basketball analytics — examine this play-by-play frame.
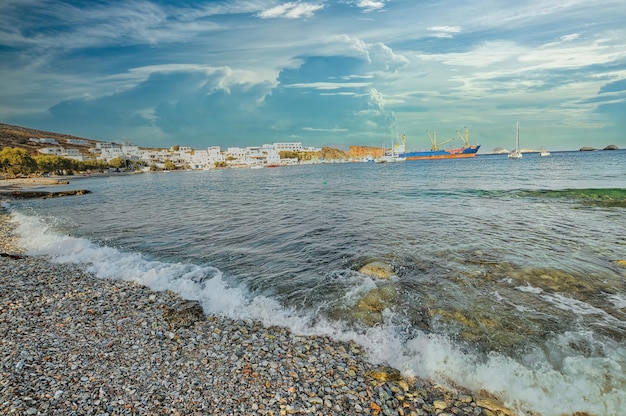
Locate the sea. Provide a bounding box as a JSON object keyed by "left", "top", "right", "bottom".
{"left": 3, "top": 150, "right": 626, "bottom": 416}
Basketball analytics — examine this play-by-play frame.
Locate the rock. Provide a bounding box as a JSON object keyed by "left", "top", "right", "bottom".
{"left": 579, "top": 146, "right": 595, "bottom": 151}
{"left": 359, "top": 261, "right": 395, "bottom": 279}
{"left": 353, "top": 286, "right": 399, "bottom": 326}
{"left": 367, "top": 366, "right": 403, "bottom": 382}
{"left": 0, "top": 189, "right": 92, "bottom": 199}
{"left": 476, "top": 398, "right": 513, "bottom": 416}
{"left": 162, "top": 300, "right": 205, "bottom": 329}
{"left": 612, "top": 260, "right": 626, "bottom": 269}
{"left": 603, "top": 145, "right": 619, "bottom": 150}
{"left": 433, "top": 400, "right": 448, "bottom": 410}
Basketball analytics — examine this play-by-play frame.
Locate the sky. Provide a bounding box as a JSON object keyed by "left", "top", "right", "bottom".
{"left": 1, "top": 0, "right": 625, "bottom": 152}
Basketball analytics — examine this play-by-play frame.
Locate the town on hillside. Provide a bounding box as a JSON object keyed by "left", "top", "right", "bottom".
{"left": 0, "top": 123, "right": 388, "bottom": 170}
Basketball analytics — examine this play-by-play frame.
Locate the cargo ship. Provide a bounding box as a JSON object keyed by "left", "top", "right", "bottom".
{"left": 399, "top": 127, "right": 480, "bottom": 160}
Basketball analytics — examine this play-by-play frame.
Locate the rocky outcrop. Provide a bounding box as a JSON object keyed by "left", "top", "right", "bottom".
{"left": 318, "top": 147, "right": 348, "bottom": 160}
{"left": 0, "top": 189, "right": 91, "bottom": 199}
{"left": 347, "top": 146, "right": 384, "bottom": 158}
{"left": 603, "top": 144, "right": 619, "bottom": 150}
{"left": 579, "top": 146, "right": 595, "bottom": 151}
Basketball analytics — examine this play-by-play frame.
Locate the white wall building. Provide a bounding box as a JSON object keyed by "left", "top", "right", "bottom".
{"left": 30, "top": 138, "right": 59, "bottom": 145}
{"left": 66, "top": 139, "right": 90, "bottom": 146}
{"left": 99, "top": 147, "right": 124, "bottom": 162}
{"left": 273, "top": 142, "right": 304, "bottom": 152}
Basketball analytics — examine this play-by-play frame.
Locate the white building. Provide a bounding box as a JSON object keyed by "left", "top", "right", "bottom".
{"left": 99, "top": 147, "right": 124, "bottom": 162}
{"left": 37, "top": 147, "right": 85, "bottom": 161}
{"left": 30, "top": 138, "right": 59, "bottom": 145}
{"left": 38, "top": 147, "right": 65, "bottom": 155}
{"left": 66, "top": 139, "right": 90, "bottom": 146}
{"left": 273, "top": 142, "right": 303, "bottom": 152}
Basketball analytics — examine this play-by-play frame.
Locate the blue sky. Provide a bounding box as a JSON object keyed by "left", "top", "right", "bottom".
{"left": 1, "top": 0, "right": 625, "bottom": 152}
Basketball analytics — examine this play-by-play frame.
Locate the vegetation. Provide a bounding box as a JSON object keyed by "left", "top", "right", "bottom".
{"left": 0, "top": 147, "right": 37, "bottom": 178}
{"left": 278, "top": 150, "right": 316, "bottom": 161}
{"left": 0, "top": 147, "right": 111, "bottom": 179}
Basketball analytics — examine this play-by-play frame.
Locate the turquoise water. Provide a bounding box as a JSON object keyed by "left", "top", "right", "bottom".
{"left": 6, "top": 150, "right": 626, "bottom": 415}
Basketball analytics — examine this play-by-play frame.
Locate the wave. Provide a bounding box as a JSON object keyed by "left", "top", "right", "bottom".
{"left": 7, "top": 209, "right": 626, "bottom": 416}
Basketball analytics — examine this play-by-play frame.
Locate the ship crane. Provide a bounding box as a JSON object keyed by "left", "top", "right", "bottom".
{"left": 427, "top": 130, "right": 454, "bottom": 151}
{"left": 456, "top": 126, "right": 470, "bottom": 147}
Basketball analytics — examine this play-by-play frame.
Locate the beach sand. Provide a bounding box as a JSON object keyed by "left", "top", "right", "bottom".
{"left": 0, "top": 188, "right": 514, "bottom": 415}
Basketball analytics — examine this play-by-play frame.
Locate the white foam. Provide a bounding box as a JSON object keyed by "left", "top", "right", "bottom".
{"left": 8, "top": 210, "right": 626, "bottom": 415}
{"left": 607, "top": 293, "right": 626, "bottom": 309}
{"left": 515, "top": 283, "right": 544, "bottom": 294}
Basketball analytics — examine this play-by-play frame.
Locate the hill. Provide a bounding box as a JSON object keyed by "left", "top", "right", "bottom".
{"left": 0, "top": 123, "right": 99, "bottom": 155}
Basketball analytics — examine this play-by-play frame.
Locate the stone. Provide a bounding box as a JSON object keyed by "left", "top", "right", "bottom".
{"left": 367, "top": 366, "right": 403, "bottom": 382}
{"left": 359, "top": 261, "right": 395, "bottom": 279}
{"left": 433, "top": 400, "right": 448, "bottom": 410}
{"left": 611, "top": 260, "right": 626, "bottom": 269}
{"left": 476, "top": 398, "right": 513, "bottom": 416}
{"left": 162, "top": 300, "right": 205, "bottom": 329}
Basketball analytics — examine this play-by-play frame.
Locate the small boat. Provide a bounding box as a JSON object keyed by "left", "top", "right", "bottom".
{"left": 508, "top": 122, "right": 522, "bottom": 159}
{"left": 399, "top": 127, "right": 480, "bottom": 160}
{"left": 539, "top": 147, "right": 550, "bottom": 157}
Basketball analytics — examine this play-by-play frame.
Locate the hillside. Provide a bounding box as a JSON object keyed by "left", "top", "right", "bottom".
{"left": 0, "top": 123, "right": 99, "bottom": 155}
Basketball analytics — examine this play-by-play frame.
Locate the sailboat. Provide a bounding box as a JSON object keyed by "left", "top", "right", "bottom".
{"left": 508, "top": 122, "right": 522, "bottom": 159}
{"left": 539, "top": 146, "right": 550, "bottom": 157}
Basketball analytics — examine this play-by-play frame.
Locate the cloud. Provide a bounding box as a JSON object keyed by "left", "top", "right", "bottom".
{"left": 257, "top": 2, "right": 325, "bottom": 19}
{"left": 427, "top": 25, "right": 461, "bottom": 38}
{"left": 346, "top": 0, "right": 388, "bottom": 12}
{"left": 560, "top": 33, "right": 580, "bottom": 42}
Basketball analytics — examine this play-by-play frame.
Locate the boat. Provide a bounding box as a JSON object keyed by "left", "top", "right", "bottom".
{"left": 399, "top": 127, "right": 480, "bottom": 160}
{"left": 508, "top": 122, "right": 522, "bottom": 159}
{"left": 539, "top": 147, "right": 550, "bottom": 157}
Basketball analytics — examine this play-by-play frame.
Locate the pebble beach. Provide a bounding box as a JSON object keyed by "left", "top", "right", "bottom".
{"left": 0, "top": 200, "right": 516, "bottom": 416}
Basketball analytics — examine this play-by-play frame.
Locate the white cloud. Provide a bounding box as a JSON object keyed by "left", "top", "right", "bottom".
{"left": 257, "top": 2, "right": 325, "bottom": 19}
{"left": 302, "top": 127, "right": 349, "bottom": 132}
{"left": 560, "top": 33, "right": 580, "bottom": 42}
{"left": 285, "top": 82, "right": 371, "bottom": 90}
{"left": 354, "top": 0, "right": 387, "bottom": 12}
{"left": 427, "top": 25, "right": 461, "bottom": 38}
{"left": 332, "top": 34, "right": 409, "bottom": 71}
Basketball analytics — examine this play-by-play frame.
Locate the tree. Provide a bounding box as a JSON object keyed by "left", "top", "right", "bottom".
{"left": 163, "top": 160, "right": 176, "bottom": 170}
{"left": 0, "top": 147, "right": 37, "bottom": 178}
{"left": 34, "top": 155, "right": 65, "bottom": 174}
{"left": 108, "top": 157, "right": 126, "bottom": 169}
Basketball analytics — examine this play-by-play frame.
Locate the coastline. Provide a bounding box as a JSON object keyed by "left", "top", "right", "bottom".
{"left": 0, "top": 171, "right": 140, "bottom": 191}
{"left": 0, "top": 205, "right": 516, "bottom": 415}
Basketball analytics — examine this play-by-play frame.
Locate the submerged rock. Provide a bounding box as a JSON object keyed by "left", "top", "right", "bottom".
{"left": 612, "top": 260, "right": 626, "bottom": 269}
{"left": 359, "top": 261, "right": 395, "bottom": 279}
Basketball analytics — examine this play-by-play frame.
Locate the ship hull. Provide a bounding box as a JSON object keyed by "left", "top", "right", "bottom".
{"left": 400, "top": 145, "right": 480, "bottom": 160}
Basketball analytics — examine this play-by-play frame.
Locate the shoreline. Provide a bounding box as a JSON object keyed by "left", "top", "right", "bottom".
{"left": 0, "top": 171, "right": 140, "bottom": 191}
{"left": 0, "top": 209, "right": 518, "bottom": 416}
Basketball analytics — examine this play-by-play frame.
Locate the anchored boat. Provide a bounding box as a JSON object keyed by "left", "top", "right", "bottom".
{"left": 399, "top": 127, "right": 480, "bottom": 160}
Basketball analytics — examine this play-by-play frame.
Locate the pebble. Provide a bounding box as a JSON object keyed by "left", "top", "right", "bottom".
{"left": 0, "top": 210, "right": 517, "bottom": 415}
